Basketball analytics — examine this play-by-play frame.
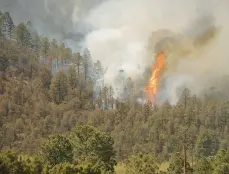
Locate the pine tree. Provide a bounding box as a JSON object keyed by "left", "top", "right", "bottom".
{"left": 3, "top": 12, "right": 14, "bottom": 39}
{"left": 143, "top": 103, "right": 150, "bottom": 122}
{"left": 102, "top": 86, "right": 109, "bottom": 110}
{"left": 0, "top": 13, "right": 5, "bottom": 45}
{"left": 24, "top": 21, "right": 32, "bottom": 48}
{"left": 14, "top": 23, "right": 26, "bottom": 46}
{"left": 72, "top": 52, "right": 82, "bottom": 75}
{"left": 82, "top": 48, "right": 92, "bottom": 85}
{"left": 40, "top": 37, "right": 50, "bottom": 63}
{"left": 67, "top": 65, "right": 77, "bottom": 89}
{"left": 33, "top": 35, "right": 41, "bottom": 59}
{"left": 0, "top": 51, "right": 9, "bottom": 72}
{"left": 50, "top": 39, "right": 58, "bottom": 60}
{"left": 93, "top": 60, "right": 104, "bottom": 83}
{"left": 126, "top": 77, "right": 134, "bottom": 98}
{"left": 1, "top": 13, "right": 7, "bottom": 38}
{"left": 58, "top": 42, "right": 65, "bottom": 62}
{"left": 63, "top": 47, "right": 72, "bottom": 60}
{"left": 108, "top": 86, "right": 114, "bottom": 109}
{"left": 50, "top": 70, "right": 68, "bottom": 104}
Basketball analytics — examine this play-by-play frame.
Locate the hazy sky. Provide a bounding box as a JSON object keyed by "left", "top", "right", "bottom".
{"left": 0, "top": 0, "right": 106, "bottom": 50}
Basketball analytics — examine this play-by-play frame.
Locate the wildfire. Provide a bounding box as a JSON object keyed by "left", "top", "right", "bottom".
{"left": 144, "top": 51, "right": 166, "bottom": 104}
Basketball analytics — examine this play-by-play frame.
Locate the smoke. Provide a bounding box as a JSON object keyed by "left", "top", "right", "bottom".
{"left": 85, "top": 0, "right": 197, "bottom": 84}
{"left": 84, "top": 0, "right": 229, "bottom": 103}
{"left": 0, "top": 0, "right": 106, "bottom": 51}
{"left": 1, "top": 0, "right": 229, "bottom": 103}
{"left": 156, "top": 4, "right": 229, "bottom": 104}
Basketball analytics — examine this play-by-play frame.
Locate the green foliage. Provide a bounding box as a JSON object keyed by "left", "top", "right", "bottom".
{"left": 213, "top": 163, "right": 229, "bottom": 174}
{"left": 50, "top": 70, "right": 68, "bottom": 104}
{"left": 126, "top": 153, "right": 158, "bottom": 174}
{"left": 14, "top": 23, "right": 31, "bottom": 47}
{"left": 0, "top": 51, "right": 9, "bottom": 71}
{"left": 195, "top": 130, "right": 219, "bottom": 158}
{"left": 40, "top": 66, "right": 52, "bottom": 89}
{"left": 0, "top": 150, "right": 25, "bottom": 174}
{"left": 0, "top": 126, "right": 117, "bottom": 173}
{"left": 0, "top": 150, "right": 43, "bottom": 174}
{"left": 40, "top": 37, "right": 50, "bottom": 59}
{"left": 39, "top": 134, "right": 73, "bottom": 166}
{"left": 194, "top": 149, "right": 229, "bottom": 174}
{"left": 214, "top": 149, "right": 229, "bottom": 166}
{"left": 167, "top": 153, "right": 193, "bottom": 174}
{"left": 70, "top": 125, "right": 116, "bottom": 173}
{"left": 195, "top": 157, "right": 213, "bottom": 174}
{"left": 68, "top": 65, "right": 78, "bottom": 89}
{"left": 49, "top": 162, "right": 81, "bottom": 174}
{"left": 211, "top": 149, "right": 229, "bottom": 174}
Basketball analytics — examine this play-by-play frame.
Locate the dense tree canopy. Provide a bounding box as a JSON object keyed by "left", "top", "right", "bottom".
{"left": 39, "top": 134, "right": 73, "bottom": 166}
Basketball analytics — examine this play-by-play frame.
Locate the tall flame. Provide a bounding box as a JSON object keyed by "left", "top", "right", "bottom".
{"left": 144, "top": 51, "right": 165, "bottom": 104}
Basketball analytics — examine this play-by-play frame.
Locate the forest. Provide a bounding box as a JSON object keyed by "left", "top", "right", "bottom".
{"left": 1, "top": 11, "right": 229, "bottom": 174}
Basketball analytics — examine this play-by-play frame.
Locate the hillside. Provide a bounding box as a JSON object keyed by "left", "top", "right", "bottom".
{"left": 1, "top": 11, "right": 229, "bottom": 174}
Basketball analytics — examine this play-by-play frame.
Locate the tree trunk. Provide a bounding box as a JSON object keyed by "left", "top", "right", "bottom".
{"left": 184, "top": 144, "right": 187, "bottom": 174}
{"left": 77, "top": 63, "right": 80, "bottom": 75}
{"left": 192, "top": 145, "right": 194, "bottom": 167}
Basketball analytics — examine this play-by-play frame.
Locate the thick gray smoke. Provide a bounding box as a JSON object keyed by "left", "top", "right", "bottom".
{"left": 0, "top": 0, "right": 106, "bottom": 50}
{"left": 1, "top": 0, "right": 229, "bottom": 104}
{"left": 84, "top": 0, "right": 229, "bottom": 104}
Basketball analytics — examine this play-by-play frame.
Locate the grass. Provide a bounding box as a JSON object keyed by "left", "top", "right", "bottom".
{"left": 115, "top": 163, "right": 126, "bottom": 174}
{"left": 159, "top": 162, "right": 170, "bottom": 172}
{"left": 115, "top": 162, "right": 170, "bottom": 173}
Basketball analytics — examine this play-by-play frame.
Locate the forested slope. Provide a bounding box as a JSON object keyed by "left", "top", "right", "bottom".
{"left": 1, "top": 11, "right": 229, "bottom": 174}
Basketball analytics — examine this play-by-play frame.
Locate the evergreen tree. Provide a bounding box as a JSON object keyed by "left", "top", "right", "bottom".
{"left": 14, "top": 23, "right": 26, "bottom": 46}
{"left": 126, "top": 153, "right": 159, "bottom": 174}
{"left": 0, "top": 14, "right": 4, "bottom": 45}
{"left": 93, "top": 60, "right": 104, "bottom": 83}
{"left": 143, "top": 103, "right": 150, "bottom": 122}
{"left": 83, "top": 48, "right": 92, "bottom": 85}
{"left": 167, "top": 153, "right": 193, "bottom": 174}
{"left": 0, "top": 51, "right": 9, "bottom": 72}
{"left": 40, "top": 36, "right": 50, "bottom": 62}
{"left": 33, "top": 35, "right": 41, "bottom": 59}
{"left": 195, "top": 157, "right": 213, "bottom": 174}
{"left": 72, "top": 52, "right": 82, "bottom": 75}
{"left": 50, "top": 70, "right": 68, "bottom": 104}
{"left": 39, "top": 134, "right": 73, "bottom": 166}
{"left": 58, "top": 42, "right": 65, "bottom": 61}
{"left": 3, "top": 12, "right": 14, "bottom": 39}
{"left": 70, "top": 125, "right": 117, "bottom": 173}
{"left": 24, "top": 21, "right": 32, "bottom": 48}
{"left": 50, "top": 38, "right": 58, "bottom": 60}
{"left": 68, "top": 65, "right": 77, "bottom": 89}
{"left": 108, "top": 86, "right": 115, "bottom": 109}
{"left": 195, "top": 130, "right": 219, "bottom": 158}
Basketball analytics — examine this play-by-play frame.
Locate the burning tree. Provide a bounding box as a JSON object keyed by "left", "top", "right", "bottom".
{"left": 144, "top": 51, "right": 166, "bottom": 104}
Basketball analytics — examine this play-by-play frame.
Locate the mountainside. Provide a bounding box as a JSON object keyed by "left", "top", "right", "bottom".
{"left": 1, "top": 11, "right": 229, "bottom": 174}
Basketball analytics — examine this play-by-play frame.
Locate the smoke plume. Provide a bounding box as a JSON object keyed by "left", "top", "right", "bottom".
{"left": 84, "top": 0, "right": 229, "bottom": 103}
{"left": 0, "top": 0, "right": 106, "bottom": 50}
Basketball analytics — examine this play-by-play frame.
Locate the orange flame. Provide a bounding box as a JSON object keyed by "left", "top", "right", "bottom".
{"left": 144, "top": 51, "right": 165, "bottom": 104}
